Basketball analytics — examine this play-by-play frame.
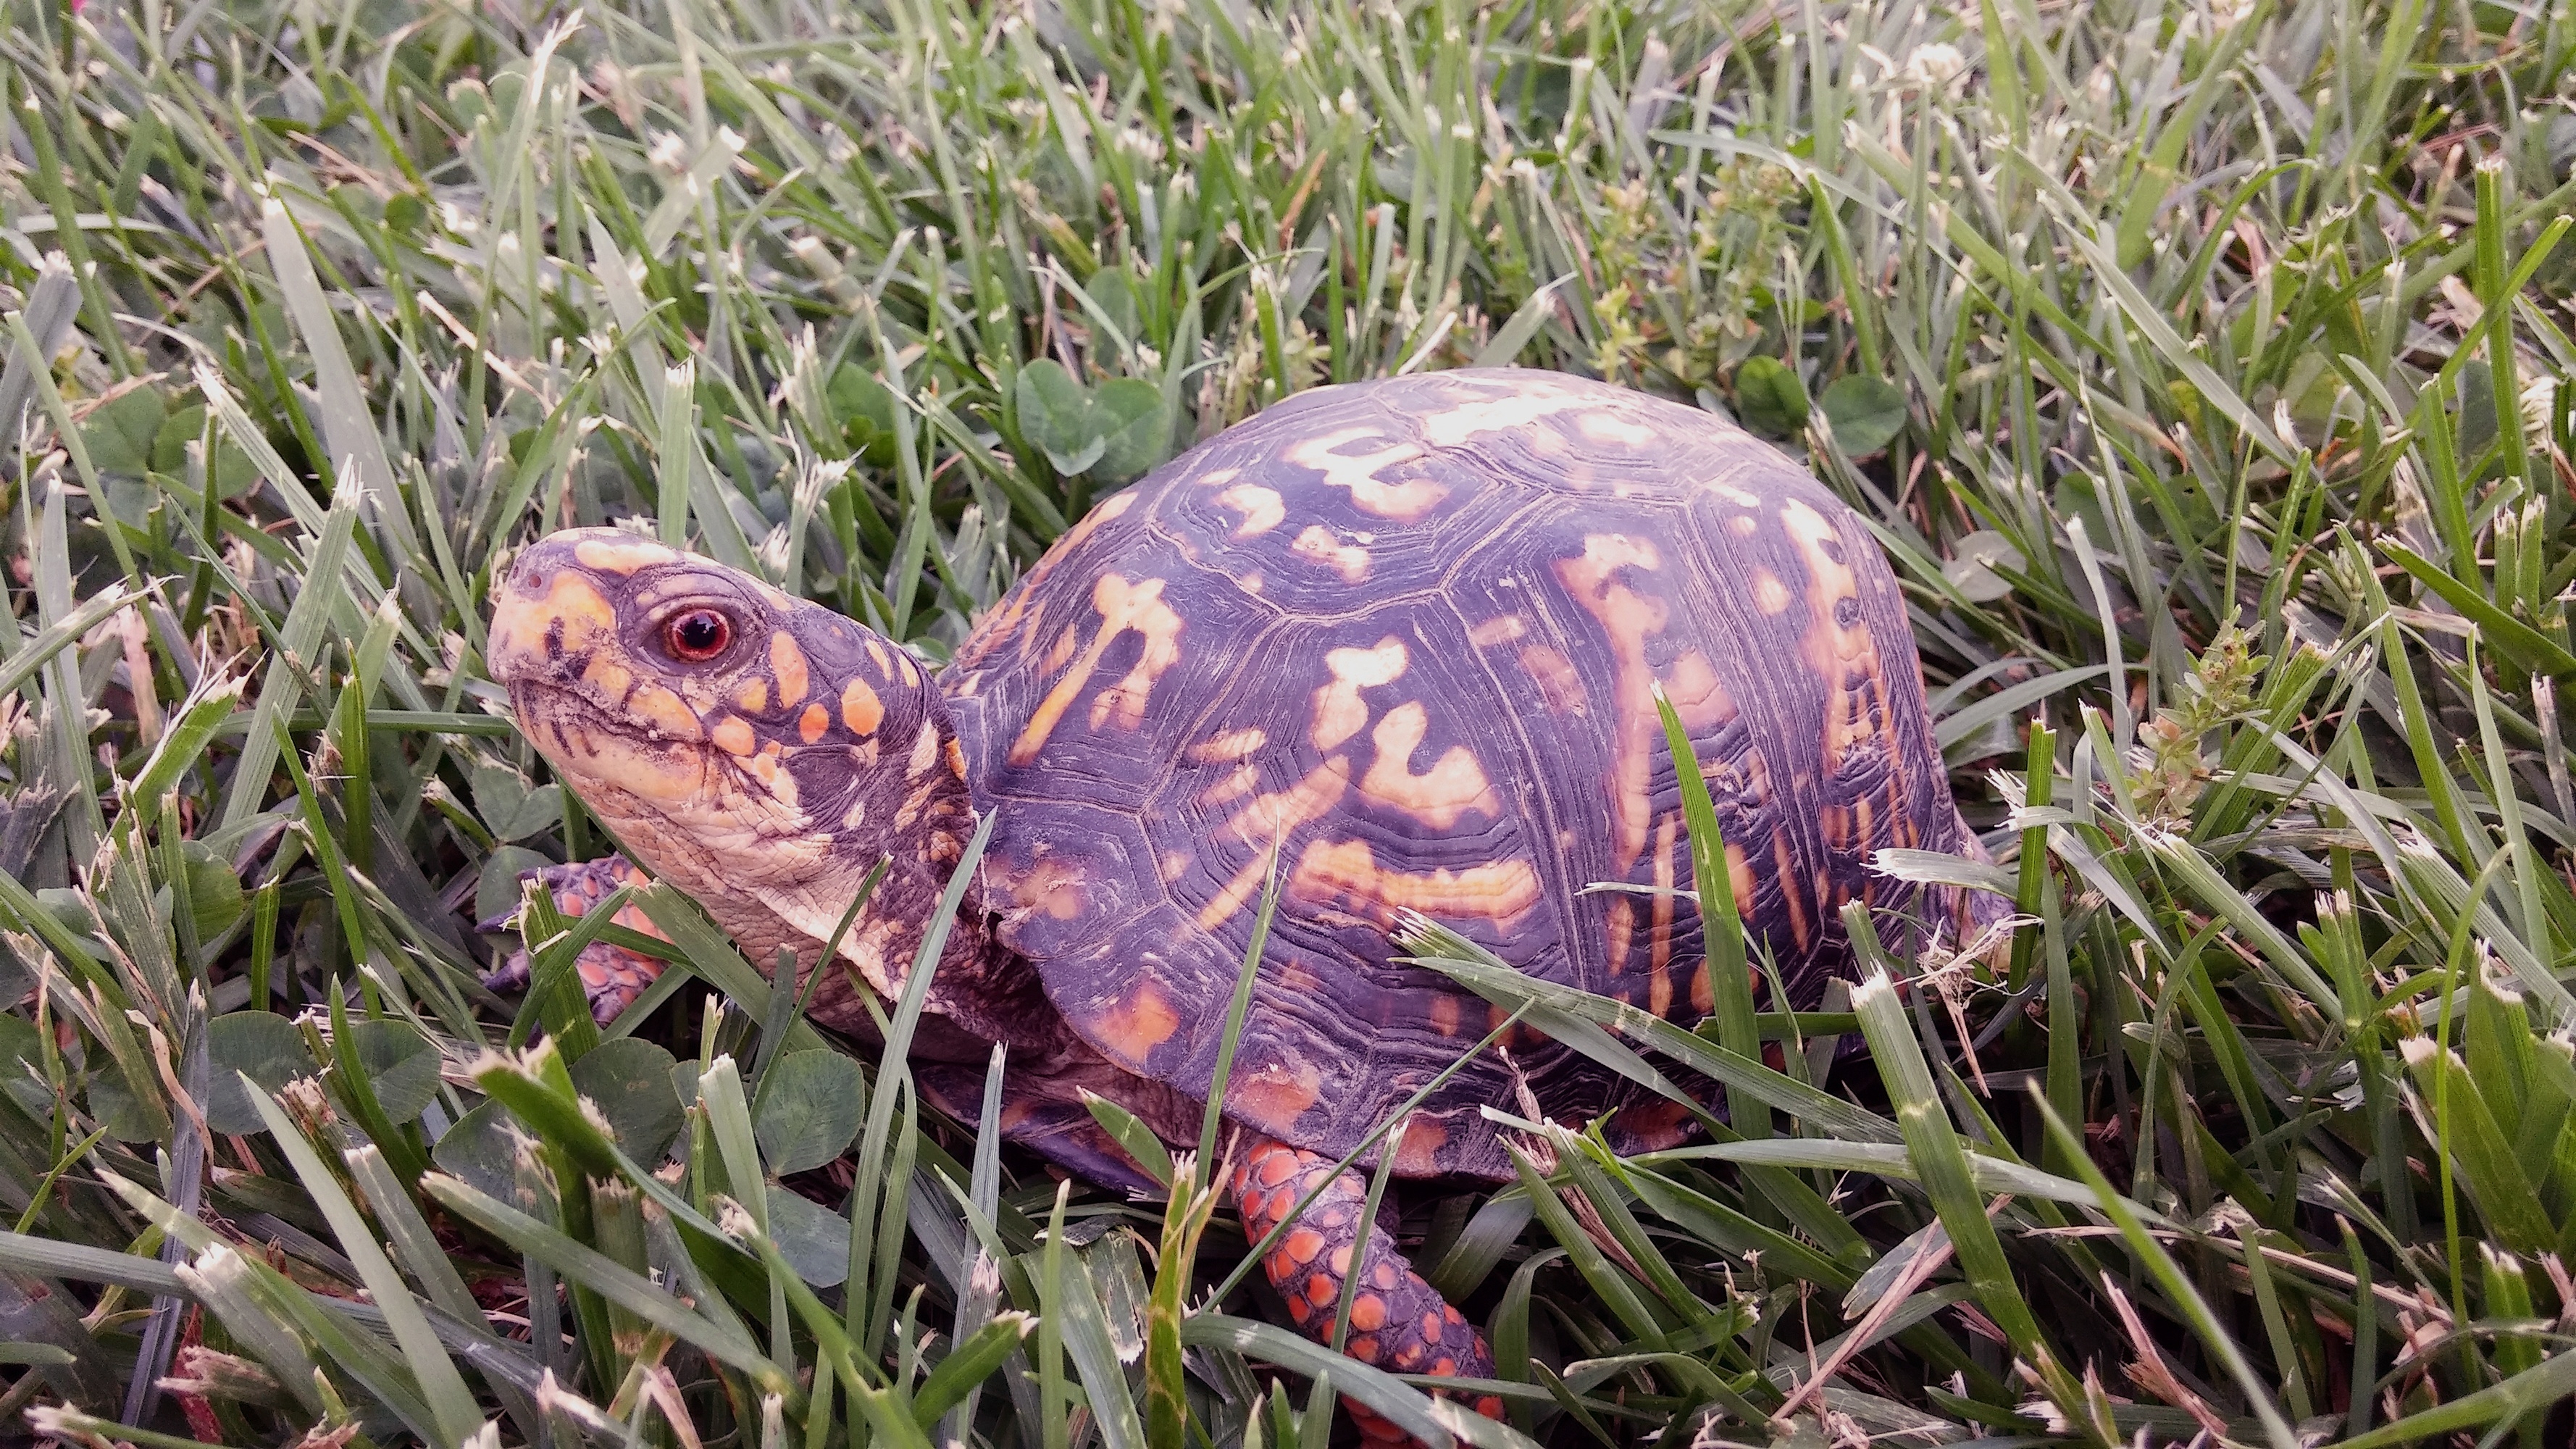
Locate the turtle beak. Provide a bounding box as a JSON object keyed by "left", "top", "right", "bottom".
{"left": 490, "top": 533, "right": 613, "bottom": 690}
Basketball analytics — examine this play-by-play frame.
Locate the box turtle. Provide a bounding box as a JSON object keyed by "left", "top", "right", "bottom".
{"left": 486, "top": 367, "right": 1996, "bottom": 1436}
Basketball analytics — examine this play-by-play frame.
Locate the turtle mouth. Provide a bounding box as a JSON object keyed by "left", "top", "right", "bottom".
{"left": 507, "top": 678, "right": 719, "bottom": 809}
{"left": 509, "top": 675, "right": 833, "bottom": 906}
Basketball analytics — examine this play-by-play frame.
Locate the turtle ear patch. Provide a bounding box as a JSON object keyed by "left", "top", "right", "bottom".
{"left": 769, "top": 631, "right": 811, "bottom": 706}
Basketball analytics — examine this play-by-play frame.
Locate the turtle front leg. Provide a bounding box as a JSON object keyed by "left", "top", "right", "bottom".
{"left": 1230, "top": 1135, "right": 1504, "bottom": 1442}
{"left": 478, "top": 856, "right": 669, "bottom": 1026}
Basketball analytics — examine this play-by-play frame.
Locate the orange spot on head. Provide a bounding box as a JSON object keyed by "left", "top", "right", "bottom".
{"left": 578, "top": 653, "right": 634, "bottom": 701}
{"left": 627, "top": 683, "right": 703, "bottom": 742}
{"left": 710, "top": 716, "right": 758, "bottom": 756}
{"left": 769, "top": 631, "right": 811, "bottom": 706}
{"left": 798, "top": 703, "right": 830, "bottom": 743}
{"left": 945, "top": 737, "right": 967, "bottom": 779}
{"left": 1752, "top": 569, "right": 1791, "bottom": 614}
{"left": 840, "top": 676, "right": 883, "bottom": 734}
{"left": 735, "top": 678, "right": 771, "bottom": 714}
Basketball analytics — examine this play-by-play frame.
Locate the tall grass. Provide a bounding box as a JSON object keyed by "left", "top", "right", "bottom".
{"left": 3, "top": 0, "right": 2573, "bottom": 1444}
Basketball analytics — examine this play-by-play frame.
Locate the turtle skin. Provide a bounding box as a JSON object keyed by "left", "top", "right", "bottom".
{"left": 942, "top": 368, "right": 1993, "bottom": 1181}
{"left": 485, "top": 367, "right": 2000, "bottom": 1440}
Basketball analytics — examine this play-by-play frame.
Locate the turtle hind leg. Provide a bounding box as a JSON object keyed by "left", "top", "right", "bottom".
{"left": 1229, "top": 1135, "right": 1504, "bottom": 1442}
{"left": 477, "top": 856, "right": 669, "bottom": 1026}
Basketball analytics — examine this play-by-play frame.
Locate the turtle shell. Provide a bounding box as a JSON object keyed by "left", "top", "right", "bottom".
{"left": 943, "top": 369, "right": 1980, "bottom": 1182}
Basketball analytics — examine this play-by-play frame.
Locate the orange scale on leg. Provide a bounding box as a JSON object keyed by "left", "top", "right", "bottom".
{"left": 1305, "top": 1274, "right": 1339, "bottom": 1311}
{"left": 1369, "top": 1261, "right": 1400, "bottom": 1290}
{"left": 1432, "top": 1356, "right": 1455, "bottom": 1376}
{"left": 1283, "top": 1228, "right": 1326, "bottom": 1265}
{"left": 1256, "top": 1153, "right": 1300, "bottom": 1188}
{"left": 1348, "top": 1293, "right": 1387, "bottom": 1332}
{"left": 1347, "top": 1335, "right": 1380, "bottom": 1363}
{"left": 1419, "top": 1311, "right": 1444, "bottom": 1345}
{"left": 1328, "top": 1245, "right": 1352, "bottom": 1274}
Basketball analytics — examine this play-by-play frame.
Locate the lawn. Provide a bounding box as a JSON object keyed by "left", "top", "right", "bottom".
{"left": 4, "top": 0, "right": 2575, "bottom": 1445}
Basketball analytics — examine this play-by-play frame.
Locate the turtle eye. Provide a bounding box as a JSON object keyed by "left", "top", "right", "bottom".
{"left": 663, "top": 609, "right": 733, "bottom": 662}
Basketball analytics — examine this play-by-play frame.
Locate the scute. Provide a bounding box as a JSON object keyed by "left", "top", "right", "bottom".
{"left": 945, "top": 369, "right": 1986, "bottom": 1180}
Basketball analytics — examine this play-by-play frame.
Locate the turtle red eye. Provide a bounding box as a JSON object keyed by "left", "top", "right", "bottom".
{"left": 663, "top": 609, "right": 732, "bottom": 662}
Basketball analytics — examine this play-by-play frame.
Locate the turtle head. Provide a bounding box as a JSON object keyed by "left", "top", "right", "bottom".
{"left": 488, "top": 530, "right": 968, "bottom": 957}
